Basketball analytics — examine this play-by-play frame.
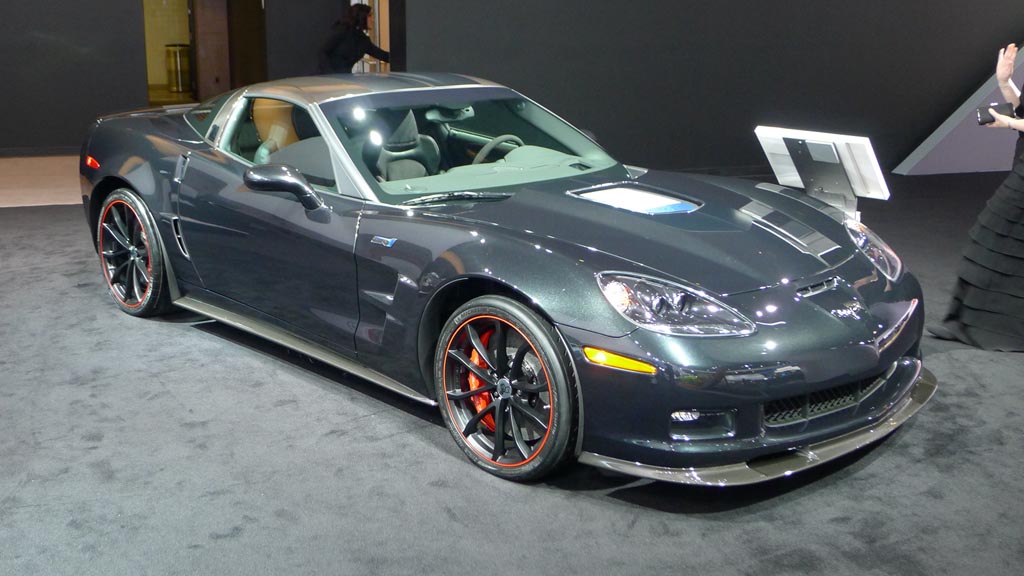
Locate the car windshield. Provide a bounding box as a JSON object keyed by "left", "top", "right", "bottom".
{"left": 319, "top": 87, "right": 626, "bottom": 204}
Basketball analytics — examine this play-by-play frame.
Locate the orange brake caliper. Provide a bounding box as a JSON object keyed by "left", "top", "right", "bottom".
{"left": 468, "top": 329, "right": 496, "bottom": 431}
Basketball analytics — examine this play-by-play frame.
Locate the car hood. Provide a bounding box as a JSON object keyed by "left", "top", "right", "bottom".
{"left": 432, "top": 169, "right": 857, "bottom": 296}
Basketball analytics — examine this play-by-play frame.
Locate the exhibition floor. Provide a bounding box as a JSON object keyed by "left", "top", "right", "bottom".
{"left": 0, "top": 156, "right": 79, "bottom": 208}
{"left": 0, "top": 167, "right": 1021, "bottom": 574}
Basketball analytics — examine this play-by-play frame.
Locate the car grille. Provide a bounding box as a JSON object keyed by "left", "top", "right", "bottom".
{"left": 763, "top": 373, "right": 885, "bottom": 427}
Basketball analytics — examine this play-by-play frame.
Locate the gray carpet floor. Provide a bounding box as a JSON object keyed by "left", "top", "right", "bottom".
{"left": 1, "top": 173, "right": 1022, "bottom": 575}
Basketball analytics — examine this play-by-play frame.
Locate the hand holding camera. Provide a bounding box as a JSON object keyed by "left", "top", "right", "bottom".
{"left": 977, "top": 102, "right": 1016, "bottom": 127}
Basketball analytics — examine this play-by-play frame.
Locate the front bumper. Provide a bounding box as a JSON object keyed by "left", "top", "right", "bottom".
{"left": 558, "top": 262, "right": 931, "bottom": 482}
{"left": 577, "top": 359, "right": 936, "bottom": 486}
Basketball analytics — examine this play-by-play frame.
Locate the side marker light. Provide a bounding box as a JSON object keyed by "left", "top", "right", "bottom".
{"left": 85, "top": 156, "right": 100, "bottom": 169}
{"left": 583, "top": 347, "right": 657, "bottom": 375}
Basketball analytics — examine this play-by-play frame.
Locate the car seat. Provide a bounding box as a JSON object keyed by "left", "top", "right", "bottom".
{"left": 253, "top": 99, "right": 300, "bottom": 164}
{"left": 368, "top": 110, "right": 440, "bottom": 181}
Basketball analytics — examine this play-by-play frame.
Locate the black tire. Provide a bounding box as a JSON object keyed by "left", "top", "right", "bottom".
{"left": 96, "top": 189, "right": 171, "bottom": 317}
{"left": 435, "top": 295, "right": 577, "bottom": 481}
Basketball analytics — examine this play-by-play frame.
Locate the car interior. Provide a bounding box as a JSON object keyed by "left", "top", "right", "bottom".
{"left": 326, "top": 97, "right": 620, "bottom": 200}
{"left": 229, "top": 98, "right": 337, "bottom": 189}
{"left": 225, "top": 94, "right": 620, "bottom": 202}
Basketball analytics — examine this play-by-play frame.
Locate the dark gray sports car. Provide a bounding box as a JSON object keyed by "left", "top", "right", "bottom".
{"left": 80, "top": 73, "right": 935, "bottom": 485}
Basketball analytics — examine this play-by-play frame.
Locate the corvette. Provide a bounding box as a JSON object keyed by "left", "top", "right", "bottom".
{"left": 80, "top": 73, "right": 935, "bottom": 485}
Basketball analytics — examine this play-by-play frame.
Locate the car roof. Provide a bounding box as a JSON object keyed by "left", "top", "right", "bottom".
{"left": 243, "top": 73, "right": 505, "bottom": 105}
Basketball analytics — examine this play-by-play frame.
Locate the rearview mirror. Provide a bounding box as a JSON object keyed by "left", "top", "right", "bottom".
{"left": 244, "top": 164, "right": 324, "bottom": 211}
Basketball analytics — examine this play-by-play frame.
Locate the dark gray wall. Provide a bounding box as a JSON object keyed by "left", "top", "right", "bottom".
{"left": 5, "top": 0, "right": 1024, "bottom": 168}
{"left": 405, "top": 1, "right": 1024, "bottom": 172}
{"left": 265, "top": 0, "right": 345, "bottom": 80}
{"left": 0, "top": 0, "right": 339, "bottom": 156}
{"left": 0, "top": 2, "right": 148, "bottom": 156}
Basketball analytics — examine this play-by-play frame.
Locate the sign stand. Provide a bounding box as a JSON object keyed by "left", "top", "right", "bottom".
{"left": 755, "top": 126, "right": 890, "bottom": 220}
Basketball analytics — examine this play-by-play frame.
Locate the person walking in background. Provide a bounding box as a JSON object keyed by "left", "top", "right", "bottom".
{"left": 929, "top": 43, "right": 1024, "bottom": 351}
{"left": 320, "top": 3, "right": 390, "bottom": 74}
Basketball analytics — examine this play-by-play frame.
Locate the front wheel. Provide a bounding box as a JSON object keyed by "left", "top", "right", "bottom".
{"left": 435, "top": 296, "right": 577, "bottom": 481}
{"left": 96, "top": 189, "right": 171, "bottom": 317}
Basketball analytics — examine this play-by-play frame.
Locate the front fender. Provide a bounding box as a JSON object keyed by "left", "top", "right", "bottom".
{"left": 359, "top": 206, "right": 641, "bottom": 333}
{"left": 352, "top": 206, "right": 644, "bottom": 393}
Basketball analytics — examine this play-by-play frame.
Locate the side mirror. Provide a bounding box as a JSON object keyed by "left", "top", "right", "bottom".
{"left": 243, "top": 164, "right": 324, "bottom": 211}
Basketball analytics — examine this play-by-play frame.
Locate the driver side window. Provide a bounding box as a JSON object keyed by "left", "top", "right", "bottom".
{"left": 228, "top": 98, "right": 337, "bottom": 190}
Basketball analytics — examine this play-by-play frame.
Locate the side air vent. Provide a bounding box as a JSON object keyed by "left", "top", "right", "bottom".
{"left": 171, "top": 217, "right": 190, "bottom": 259}
{"left": 796, "top": 277, "right": 839, "bottom": 298}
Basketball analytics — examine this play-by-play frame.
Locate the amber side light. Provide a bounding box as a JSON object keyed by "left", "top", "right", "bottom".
{"left": 85, "top": 156, "right": 101, "bottom": 169}
{"left": 583, "top": 347, "right": 658, "bottom": 375}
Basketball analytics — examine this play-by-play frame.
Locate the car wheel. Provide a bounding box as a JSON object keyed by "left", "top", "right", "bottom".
{"left": 435, "top": 295, "right": 577, "bottom": 481}
{"left": 97, "top": 189, "right": 171, "bottom": 317}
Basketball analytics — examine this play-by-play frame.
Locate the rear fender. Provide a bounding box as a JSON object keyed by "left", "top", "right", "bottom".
{"left": 82, "top": 122, "right": 197, "bottom": 298}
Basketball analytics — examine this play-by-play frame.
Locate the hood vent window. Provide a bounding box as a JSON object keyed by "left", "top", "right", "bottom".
{"left": 568, "top": 184, "right": 702, "bottom": 215}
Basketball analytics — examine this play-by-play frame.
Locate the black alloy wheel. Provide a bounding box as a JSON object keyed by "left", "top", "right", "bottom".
{"left": 97, "top": 189, "right": 170, "bottom": 316}
{"left": 436, "top": 295, "right": 576, "bottom": 481}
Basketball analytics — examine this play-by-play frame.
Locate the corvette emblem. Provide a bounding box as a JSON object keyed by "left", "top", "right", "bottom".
{"left": 371, "top": 236, "right": 397, "bottom": 248}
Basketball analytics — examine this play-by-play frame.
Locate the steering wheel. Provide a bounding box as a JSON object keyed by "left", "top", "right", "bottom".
{"left": 472, "top": 134, "right": 525, "bottom": 164}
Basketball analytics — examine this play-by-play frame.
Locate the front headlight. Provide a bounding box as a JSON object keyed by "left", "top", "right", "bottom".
{"left": 845, "top": 219, "right": 902, "bottom": 281}
{"left": 596, "top": 273, "right": 756, "bottom": 336}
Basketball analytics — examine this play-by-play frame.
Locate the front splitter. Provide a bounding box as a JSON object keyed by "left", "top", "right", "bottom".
{"left": 577, "top": 360, "right": 937, "bottom": 487}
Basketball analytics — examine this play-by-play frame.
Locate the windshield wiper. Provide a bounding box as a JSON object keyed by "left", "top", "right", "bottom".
{"left": 400, "top": 191, "right": 511, "bottom": 206}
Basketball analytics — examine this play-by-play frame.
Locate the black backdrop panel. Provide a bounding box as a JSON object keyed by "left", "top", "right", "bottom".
{"left": 0, "top": 1, "right": 148, "bottom": 155}
{"left": 3, "top": 0, "right": 1024, "bottom": 166}
{"left": 405, "top": 1, "right": 1024, "bottom": 172}
{"left": 265, "top": 0, "right": 342, "bottom": 81}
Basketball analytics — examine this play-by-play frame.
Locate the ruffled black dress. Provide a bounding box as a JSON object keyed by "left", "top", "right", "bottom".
{"left": 935, "top": 103, "right": 1024, "bottom": 351}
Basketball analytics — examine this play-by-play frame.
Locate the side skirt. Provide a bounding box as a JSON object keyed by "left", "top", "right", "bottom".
{"left": 173, "top": 295, "right": 438, "bottom": 407}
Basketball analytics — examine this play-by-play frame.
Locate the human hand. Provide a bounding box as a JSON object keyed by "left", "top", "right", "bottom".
{"left": 997, "top": 43, "right": 1017, "bottom": 85}
{"left": 985, "top": 107, "right": 1015, "bottom": 129}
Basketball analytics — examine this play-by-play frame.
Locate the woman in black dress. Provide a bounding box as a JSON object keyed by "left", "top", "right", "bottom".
{"left": 319, "top": 4, "right": 390, "bottom": 74}
{"left": 931, "top": 43, "right": 1024, "bottom": 351}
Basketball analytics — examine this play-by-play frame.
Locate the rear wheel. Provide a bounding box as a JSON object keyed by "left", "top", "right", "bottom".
{"left": 435, "top": 295, "right": 577, "bottom": 481}
{"left": 97, "top": 189, "right": 171, "bottom": 317}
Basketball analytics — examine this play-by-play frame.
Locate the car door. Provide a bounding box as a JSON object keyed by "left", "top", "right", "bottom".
{"left": 176, "top": 95, "right": 363, "bottom": 353}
